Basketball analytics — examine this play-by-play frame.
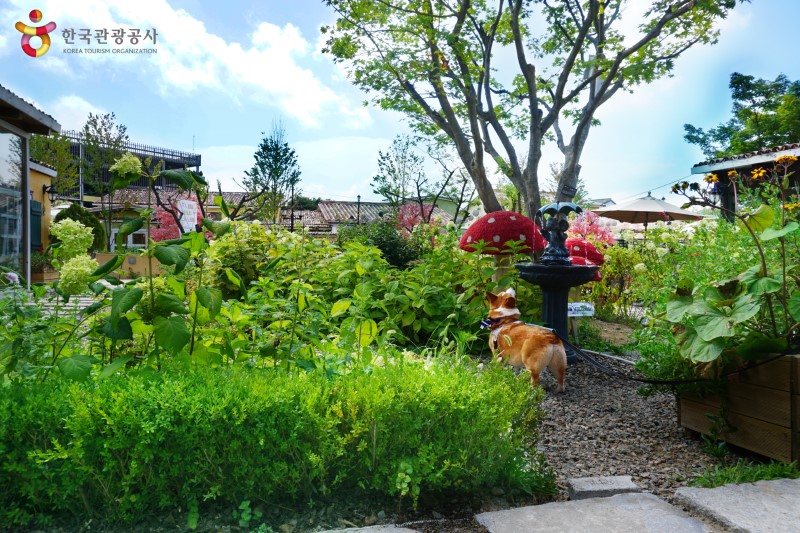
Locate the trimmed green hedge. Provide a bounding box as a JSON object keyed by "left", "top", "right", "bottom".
{"left": 0, "top": 358, "right": 553, "bottom": 527}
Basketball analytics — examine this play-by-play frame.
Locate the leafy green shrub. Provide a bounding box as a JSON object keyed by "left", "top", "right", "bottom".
{"left": 0, "top": 359, "right": 553, "bottom": 527}
{"left": 52, "top": 202, "right": 106, "bottom": 253}
{"left": 337, "top": 219, "right": 422, "bottom": 269}
{"left": 690, "top": 459, "right": 800, "bottom": 488}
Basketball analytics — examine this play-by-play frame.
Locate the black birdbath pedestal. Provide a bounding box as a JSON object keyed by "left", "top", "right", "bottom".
{"left": 516, "top": 202, "right": 598, "bottom": 363}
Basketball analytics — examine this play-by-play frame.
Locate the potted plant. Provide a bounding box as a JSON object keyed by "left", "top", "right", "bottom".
{"left": 30, "top": 249, "right": 59, "bottom": 283}
{"left": 669, "top": 155, "right": 800, "bottom": 462}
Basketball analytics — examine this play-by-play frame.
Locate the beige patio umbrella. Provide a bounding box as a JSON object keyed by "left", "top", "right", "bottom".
{"left": 592, "top": 192, "right": 702, "bottom": 231}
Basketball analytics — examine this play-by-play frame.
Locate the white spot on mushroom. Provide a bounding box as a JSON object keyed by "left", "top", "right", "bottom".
{"left": 493, "top": 235, "right": 501, "bottom": 242}
{"left": 510, "top": 216, "right": 517, "bottom": 221}
{"left": 467, "top": 236, "right": 472, "bottom": 243}
{"left": 573, "top": 245, "right": 580, "bottom": 251}
{"left": 520, "top": 234, "right": 526, "bottom": 241}
{"left": 487, "top": 217, "right": 496, "bottom": 223}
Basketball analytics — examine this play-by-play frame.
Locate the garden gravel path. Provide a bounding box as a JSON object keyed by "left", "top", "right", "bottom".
{"left": 537, "top": 352, "right": 716, "bottom": 504}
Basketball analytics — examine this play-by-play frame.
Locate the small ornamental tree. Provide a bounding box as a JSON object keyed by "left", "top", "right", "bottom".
{"left": 568, "top": 211, "right": 616, "bottom": 246}
{"left": 151, "top": 193, "right": 204, "bottom": 242}
{"left": 398, "top": 203, "right": 436, "bottom": 233}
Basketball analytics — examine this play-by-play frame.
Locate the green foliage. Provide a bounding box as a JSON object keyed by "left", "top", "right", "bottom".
{"left": 49, "top": 219, "right": 93, "bottom": 265}
{"left": 0, "top": 360, "right": 553, "bottom": 527}
{"left": 243, "top": 121, "right": 302, "bottom": 223}
{"left": 690, "top": 459, "right": 800, "bottom": 488}
{"left": 52, "top": 202, "right": 106, "bottom": 253}
{"left": 323, "top": 0, "right": 741, "bottom": 214}
{"left": 685, "top": 72, "right": 800, "bottom": 158}
{"left": 30, "top": 132, "right": 78, "bottom": 194}
{"left": 337, "top": 219, "right": 422, "bottom": 269}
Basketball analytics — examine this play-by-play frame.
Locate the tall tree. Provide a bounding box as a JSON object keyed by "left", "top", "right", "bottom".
{"left": 371, "top": 135, "right": 425, "bottom": 207}
{"left": 30, "top": 132, "right": 79, "bottom": 196}
{"left": 684, "top": 72, "right": 800, "bottom": 159}
{"left": 79, "top": 112, "right": 129, "bottom": 249}
{"left": 242, "top": 121, "right": 302, "bottom": 223}
{"left": 323, "top": 0, "right": 743, "bottom": 217}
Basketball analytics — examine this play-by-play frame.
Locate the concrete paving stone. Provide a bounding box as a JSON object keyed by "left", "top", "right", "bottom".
{"left": 475, "top": 492, "right": 709, "bottom": 533}
{"left": 674, "top": 477, "right": 800, "bottom": 533}
{"left": 320, "top": 526, "right": 419, "bottom": 533}
{"left": 568, "top": 475, "right": 641, "bottom": 500}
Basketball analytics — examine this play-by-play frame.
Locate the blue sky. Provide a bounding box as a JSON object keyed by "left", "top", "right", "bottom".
{"left": 1, "top": 0, "right": 798, "bottom": 206}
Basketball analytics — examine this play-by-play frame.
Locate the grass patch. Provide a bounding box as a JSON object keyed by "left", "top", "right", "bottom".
{"left": 690, "top": 459, "right": 800, "bottom": 488}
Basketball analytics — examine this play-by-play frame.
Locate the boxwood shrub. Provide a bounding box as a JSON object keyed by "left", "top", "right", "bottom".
{"left": 0, "top": 357, "right": 553, "bottom": 528}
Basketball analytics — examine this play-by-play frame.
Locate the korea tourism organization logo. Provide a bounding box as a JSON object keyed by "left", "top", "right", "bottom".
{"left": 14, "top": 8, "right": 56, "bottom": 57}
{"left": 15, "top": 8, "right": 158, "bottom": 58}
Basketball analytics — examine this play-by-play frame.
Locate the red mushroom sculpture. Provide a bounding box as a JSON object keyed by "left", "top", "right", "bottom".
{"left": 460, "top": 211, "right": 546, "bottom": 282}
{"left": 565, "top": 237, "right": 605, "bottom": 265}
{"left": 460, "top": 211, "right": 546, "bottom": 254}
{"left": 565, "top": 238, "right": 604, "bottom": 281}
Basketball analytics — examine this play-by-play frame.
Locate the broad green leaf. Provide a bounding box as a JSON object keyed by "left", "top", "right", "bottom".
{"left": 740, "top": 204, "right": 775, "bottom": 233}
{"left": 202, "top": 218, "right": 231, "bottom": 238}
{"left": 188, "top": 292, "right": 211, "bottom": 325}
{"left": 331, "top": 299, "right": 352, "bottom": 317}
{"left": 678, "top": 327, "right": 725, "bottom": 363}
{"left": 356, "top": 319, "right": 378, "bottom": 347}
{"left": 190, "top": 231, "right": 206, "bottom": 254}
{"left": 693, "top": 312, "right": 735, "bottom": 341}
{"left": 735, "top": 332, "right": 787, "bottom": 360}
{"left": 666, "top": 295, "right": 693, "bottom": 322}
{"left": 728, "top": 294, "right": 761, "bottom": 324}
{"left": 158, "top": 168, "right": 194, "bottom": 189}
{"left": 81, "top": 300, "right": 106, "bottom": 316}
{"left": 297, "top": 292, "right": 307, "bottom": 312}
{"left": 225, "top": 268, "right": 247, "bottom": 298}
{"left": 116, "top": 217, "right": 144, "bottom": 248}
{"left": 156, "top": 293, "right": 188, "bottom": 315}
{"left": 167, "top": 278, "right": 186, "bottom": 299}
{"left": 103, "top": 316, "right": 133, "bottom": 341}
{"left": 99, "top": 355, "right": 133, "bottom": 379}
{"left": 761, "top": 221, "right": 799, "bottom": 241}
{"left": 160, "top": 237, "right": 192, "bottom": 245}
{"left": 196, "top": 287, "right": 223, "bottom": 319}
{"left": 788, "top": 291, "right": 800, "bottom": 322}
{"left": 91, "top": 254, "right": 124, "bottom": 278}
{"left": 154, "top": 316, "right": 191, "bottom": 355}
{"left": 111, "top": 287, "right": 143, "bottom": 327}
{"left": 214, "top": 194, "right": 231, "bottom": 218}
{"left": 57, "top": 354, "right": 92, "bottom": 382}
{"left": 153, "top": 244, "right": 191, "bottom": 273}
{"left": 739, "top": 265, "right": 782, "bottom": 295}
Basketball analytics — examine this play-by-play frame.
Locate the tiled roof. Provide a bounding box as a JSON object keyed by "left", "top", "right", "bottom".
{"left": 692, "top": 142, "right": 800, "bottom": 171}
{"left": 318, "top": 201, "right": 451, "bottom": 224}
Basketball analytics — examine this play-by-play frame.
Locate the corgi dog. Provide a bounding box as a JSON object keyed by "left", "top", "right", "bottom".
{"left": 483, "top": 288, "right": 567, "bottom": 393}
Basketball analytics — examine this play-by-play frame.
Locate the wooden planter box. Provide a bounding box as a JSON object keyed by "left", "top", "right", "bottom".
{"left": 678, "top": 354, "right": 800, "bottom": 462}
{"left": 30, "top": 271, "right": 59, "bottom": 283}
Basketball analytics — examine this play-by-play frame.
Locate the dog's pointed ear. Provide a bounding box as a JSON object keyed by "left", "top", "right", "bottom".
{"left": 486, "top": 291, "right": 498, "bottom": 304}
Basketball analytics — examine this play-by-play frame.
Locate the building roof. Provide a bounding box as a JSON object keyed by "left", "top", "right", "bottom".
{"left": 691, "top": 142, "right": 800, "bottom": 174}
{"left": 318, "top": 201, "right": 450, "bottom": 224}
{"left": 0, "top": 84, "right": 61, "bottom": 135}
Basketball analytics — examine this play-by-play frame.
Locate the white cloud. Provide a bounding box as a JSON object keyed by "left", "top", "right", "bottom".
{"left": 5, "top": 0, "right": 370, "bottom": 129}
{"left": 49, "top": 95, "right": 107, "bottom": 131}
{"left": 198, "top": 135, "right": 392, "bottom": 200}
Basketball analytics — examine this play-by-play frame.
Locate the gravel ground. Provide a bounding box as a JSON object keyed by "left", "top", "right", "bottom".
{"left": 536, "top": 353, "right": 716, "bottom": 505}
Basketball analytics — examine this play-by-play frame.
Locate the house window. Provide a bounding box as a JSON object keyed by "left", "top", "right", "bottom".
{"left": 111, "top": 229, "right": 148, "bottom": 250}
{"left": 0, "top": 130, "right": 23, "bottom": 273}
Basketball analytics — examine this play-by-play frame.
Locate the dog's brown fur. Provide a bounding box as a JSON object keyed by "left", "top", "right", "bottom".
{"left": 486, "top": 289, "right": 567, "bottom": 393}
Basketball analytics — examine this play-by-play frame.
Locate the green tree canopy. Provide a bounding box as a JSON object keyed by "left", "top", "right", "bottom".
{"left": 684, "top": 72, "right": 800, "bottom": 159}
{"left": 323, "top": 0, "right": 743, "bottom": 217}
{"left": 30, "top": 132, "right": 78, "bottom": 196}
{"left": 243, "top": 121, "right": 302, "bottom": 222}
